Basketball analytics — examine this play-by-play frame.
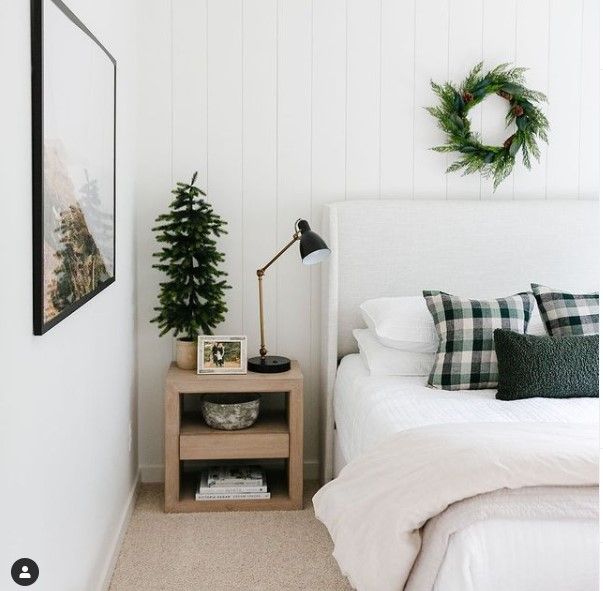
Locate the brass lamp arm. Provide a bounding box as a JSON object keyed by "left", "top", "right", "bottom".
{"left": 256, "top": 230, "right": 301, "bottom": 358}
{"left": 258, "top": 232, "right": 300, "bottom": 274}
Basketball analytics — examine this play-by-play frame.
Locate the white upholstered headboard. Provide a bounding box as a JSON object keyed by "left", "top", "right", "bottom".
{"left": 319, "top": 199, "right": 599, "bottom": 481}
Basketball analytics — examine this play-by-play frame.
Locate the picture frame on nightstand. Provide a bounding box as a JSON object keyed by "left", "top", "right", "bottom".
{"left": 197, "top": 335, "right": 247, "bottom": 375}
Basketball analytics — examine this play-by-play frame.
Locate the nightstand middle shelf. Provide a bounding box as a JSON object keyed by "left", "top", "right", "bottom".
{"left": 180, "top": 410, "right": 290, "bottom": 460}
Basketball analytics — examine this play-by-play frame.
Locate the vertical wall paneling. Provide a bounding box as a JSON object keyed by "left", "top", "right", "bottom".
{"left": 380, "top": 0, "right": 415, "bottom": 197}
{"left": 514, "top": 0, "right": 549, "bottom": 199}
{"left": 276, "top": 0, "right": 314, "bottom": 460}
{"left": 446, "top": 0, "right": 483, "bottom": 199}
{"left": 481, "top": 0, "right": 517, "bottom": 199}
{"left": 172, "top": 0, "right": 208, "bottom": 185}
{"left": 207, "top": 0, "right": 244, "bottom": 332}
{"left": 241, "top": 0, "right": 278, "bottom": 355}
{"left": 346, "top": 0, "right": 381, "bottom": 198}
{"left": 547, "top": 0, "right": 583, "bottom": 198}
{"left": 157, "top": 0, "right": 599, "bottom": 479}
{"left": 413, "top": 0, "right": 450, "bottom": 198}
{"left": 310, "top": 0, "right": 347, "bottom": 472}
{"left": 312, "top": 0, "right": 347, "bottom": 208}
{"left": 579, "top": 0, "right": 599, "bottom": 199}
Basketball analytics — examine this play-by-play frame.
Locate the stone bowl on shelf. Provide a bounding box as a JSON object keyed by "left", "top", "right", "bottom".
{"left": 201, "top": 394, "right": 260, "bottom": 430}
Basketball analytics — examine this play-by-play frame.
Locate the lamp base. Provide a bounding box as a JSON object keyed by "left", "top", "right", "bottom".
{"left": 248, "top": 355, "right": 291, "bottom": 373}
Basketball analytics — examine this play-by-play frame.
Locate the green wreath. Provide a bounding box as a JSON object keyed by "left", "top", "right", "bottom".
{"left": 428, "top": 62, "right": 549, "bottom": 189}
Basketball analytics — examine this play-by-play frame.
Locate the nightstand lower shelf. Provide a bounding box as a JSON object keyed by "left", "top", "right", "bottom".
{"left": 177, "top": 470, "right": 294, "bottom": 513}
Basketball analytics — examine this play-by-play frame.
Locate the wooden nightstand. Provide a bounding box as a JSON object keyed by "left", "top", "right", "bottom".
{"left": 164, "top": 361, "right": 303, "bottom": 512}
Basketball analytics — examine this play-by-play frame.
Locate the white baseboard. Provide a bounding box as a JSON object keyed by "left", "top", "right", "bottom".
{"left": 141, "top": 460, "right": 320, "bottom": 483}
{"left": 99, "top": 472, "right": 140, "bottom": 591}
{"left": 140, "top": 464, "right": 164, "bottom": 483}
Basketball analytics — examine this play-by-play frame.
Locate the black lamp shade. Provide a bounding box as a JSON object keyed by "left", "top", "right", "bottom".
{"left": 298, "top": 219, "right": 330, "bottom": 265}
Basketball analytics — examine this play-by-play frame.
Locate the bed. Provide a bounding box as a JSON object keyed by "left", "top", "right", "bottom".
{"left": 314, "top": 200, "right": 599, "bottom": 591}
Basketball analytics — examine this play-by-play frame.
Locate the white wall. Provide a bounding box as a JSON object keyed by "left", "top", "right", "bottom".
{"left": 137, "top": 0, "right": 600, "bottom": 481}
{"left": 0, "top": 1, "right": 139, "bottom": 589}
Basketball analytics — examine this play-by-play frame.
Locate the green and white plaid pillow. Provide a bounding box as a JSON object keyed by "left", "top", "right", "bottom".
{"left": 531, "top": 283, "right": 599, "bottom": 336}
{"left": 423, "top": 290, "right": 533, "bottom": 390}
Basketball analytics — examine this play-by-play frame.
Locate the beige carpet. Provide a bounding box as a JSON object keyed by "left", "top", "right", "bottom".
{"left": 109, "top": 483, "right": 352, "bottom": 591}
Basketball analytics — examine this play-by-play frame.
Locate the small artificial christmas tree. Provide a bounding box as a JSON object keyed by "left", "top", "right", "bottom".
{"left": 151, "top": 172, "right": 230, "bottom": 345}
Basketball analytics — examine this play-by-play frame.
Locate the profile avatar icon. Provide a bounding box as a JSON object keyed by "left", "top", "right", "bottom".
{"left": 19, "top": 565, "right": 32, "bottom": 579}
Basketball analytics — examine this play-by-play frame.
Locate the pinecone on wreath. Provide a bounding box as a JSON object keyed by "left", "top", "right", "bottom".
{"left": 503, "top": 135, "right": 515, "bottom": 150}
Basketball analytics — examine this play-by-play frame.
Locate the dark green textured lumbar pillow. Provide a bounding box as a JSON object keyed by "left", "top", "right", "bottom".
{"left": 494, "top": 329, "right": 599, "bottom": 400}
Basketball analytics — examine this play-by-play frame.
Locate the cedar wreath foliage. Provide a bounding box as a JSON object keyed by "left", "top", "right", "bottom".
{"left": 428, "top": 62, "right": 549, "bottom": 189}
{"left": 151, "top": 172, "right": 230, "bottom": 339}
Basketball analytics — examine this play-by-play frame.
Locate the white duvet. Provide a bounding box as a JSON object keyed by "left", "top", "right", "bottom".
{"left": 313, "top": 422, "right": 598, "bottom": 591}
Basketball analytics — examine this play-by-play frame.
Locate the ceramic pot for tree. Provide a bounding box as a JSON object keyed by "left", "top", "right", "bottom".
{"left": 176, "top": 338, "right": 197, "bottom": 370}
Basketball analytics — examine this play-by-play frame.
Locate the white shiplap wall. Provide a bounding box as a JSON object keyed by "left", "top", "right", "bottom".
{"left": 138, "top": 0, "right": 599, "bottom": 480}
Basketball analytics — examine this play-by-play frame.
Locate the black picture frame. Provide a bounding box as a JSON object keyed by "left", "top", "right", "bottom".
{"left": 31, "top": 0, "right": 116, "bottom": 335}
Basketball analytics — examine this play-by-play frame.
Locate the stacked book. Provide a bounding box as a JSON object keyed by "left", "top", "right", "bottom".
{"left": 196, "top": 465, "right": 270, "bottom": 501}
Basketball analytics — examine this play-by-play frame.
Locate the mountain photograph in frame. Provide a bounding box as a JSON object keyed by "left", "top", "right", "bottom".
{"left": 31, "top": 0, "right": 116, "bottom": 335}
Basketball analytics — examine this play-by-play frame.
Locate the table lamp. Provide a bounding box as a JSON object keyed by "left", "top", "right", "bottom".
{"left": 248, "top": 219, "right": 330, "bottom": 373}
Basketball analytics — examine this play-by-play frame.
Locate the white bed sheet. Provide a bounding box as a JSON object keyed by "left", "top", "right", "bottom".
{"left": 333, "top": 354, "right": 598, "bottom": 464}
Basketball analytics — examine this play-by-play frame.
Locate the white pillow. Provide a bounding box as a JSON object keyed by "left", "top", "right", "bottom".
{"left": 526, "top": 294, "right": 547, "bottom": 335}
{"left": 360, "top": 296, "right": 438, "bottom": 353}
{"left": 353, "top": 329, "right": 435, "bottom": 377}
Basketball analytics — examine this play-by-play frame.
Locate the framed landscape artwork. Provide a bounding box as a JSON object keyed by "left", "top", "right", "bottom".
{"left": 31, "top": 0, "right": 116, "bottom": 335}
